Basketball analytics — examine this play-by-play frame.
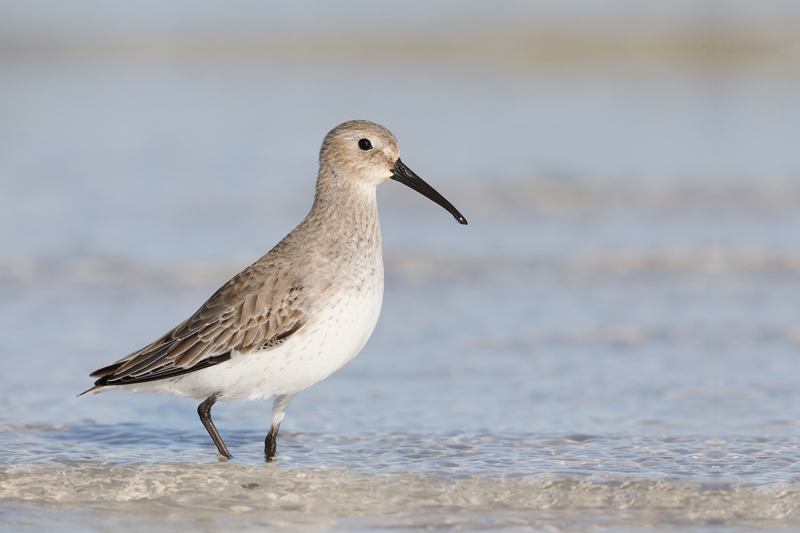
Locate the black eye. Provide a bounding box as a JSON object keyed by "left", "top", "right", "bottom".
{"left": 358, "top": 138, "right": 372, "bottom": 151}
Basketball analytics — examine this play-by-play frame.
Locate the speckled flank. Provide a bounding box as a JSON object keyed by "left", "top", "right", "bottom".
{"left": 138, "top": 255, "right": 384, "bottom": 401}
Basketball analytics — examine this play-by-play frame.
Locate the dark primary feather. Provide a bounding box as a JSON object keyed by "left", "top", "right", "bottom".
{"left": 90, "top": 260, "right": 308, "bottom": 387}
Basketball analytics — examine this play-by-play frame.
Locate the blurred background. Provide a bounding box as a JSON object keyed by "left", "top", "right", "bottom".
{"left": 3, "top": 1, "right": 800, "bottom": 530}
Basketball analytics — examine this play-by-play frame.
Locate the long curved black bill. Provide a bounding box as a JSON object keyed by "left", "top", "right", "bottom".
{"left": 390, "top": 159, "right": 468, "bottom": 225}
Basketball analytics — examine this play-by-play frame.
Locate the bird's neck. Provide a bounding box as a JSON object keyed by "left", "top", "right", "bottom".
{"left": 301, "top": 170, "right": 382, "bottom": 260}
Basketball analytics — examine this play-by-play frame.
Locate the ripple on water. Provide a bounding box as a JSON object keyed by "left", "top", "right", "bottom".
{"left": 2, "top": 423, "right": 800, "bottom": 530}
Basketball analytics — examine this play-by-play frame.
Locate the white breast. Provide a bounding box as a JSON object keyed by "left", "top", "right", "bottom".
{"left": 130, "top": 264, "right": 385, "bottom": 401}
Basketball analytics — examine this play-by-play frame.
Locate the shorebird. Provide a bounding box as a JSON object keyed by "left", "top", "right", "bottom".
{"left": 83, "top": 120, "right": 467, "bottom": 461}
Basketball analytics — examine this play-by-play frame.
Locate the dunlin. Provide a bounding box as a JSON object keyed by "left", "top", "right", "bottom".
{"left": 84, "top": 120, "right": 467, "bottom": 460}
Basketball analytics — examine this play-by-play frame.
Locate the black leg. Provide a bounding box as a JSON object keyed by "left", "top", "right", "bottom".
{"left": 264, "top": 393, "right": 295, "bottom": 462}
{"left": 198, "top": 395, "right": 232, "bottom": 459}
{"left": 264, "top": 423, "right": 279, "bottom": 462}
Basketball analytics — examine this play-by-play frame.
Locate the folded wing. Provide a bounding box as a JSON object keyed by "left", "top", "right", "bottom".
{"left": 90, "top": 263, "right": 307, "bottom": 387}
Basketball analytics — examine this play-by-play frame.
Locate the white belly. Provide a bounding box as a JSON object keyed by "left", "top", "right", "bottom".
{"left": 123, "top": 280, "right": 384, "bottom": 401}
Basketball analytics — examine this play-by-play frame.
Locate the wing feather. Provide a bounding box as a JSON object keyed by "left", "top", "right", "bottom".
{"left": 91, "top": 262, "right": 308, "bottom": 387}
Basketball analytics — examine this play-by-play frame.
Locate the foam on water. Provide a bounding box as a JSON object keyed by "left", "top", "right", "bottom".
{"left": 3, "top": 424, "right": 800, "bottom": 531}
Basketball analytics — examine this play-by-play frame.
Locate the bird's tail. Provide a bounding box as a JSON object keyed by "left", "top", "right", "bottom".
{"left": 77, "top": 385, "right": 105, "bottom": 397}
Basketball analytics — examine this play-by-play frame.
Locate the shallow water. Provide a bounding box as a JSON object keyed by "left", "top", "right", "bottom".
{"left": 3, "top": 20, "right": 800, "bottom": 531}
